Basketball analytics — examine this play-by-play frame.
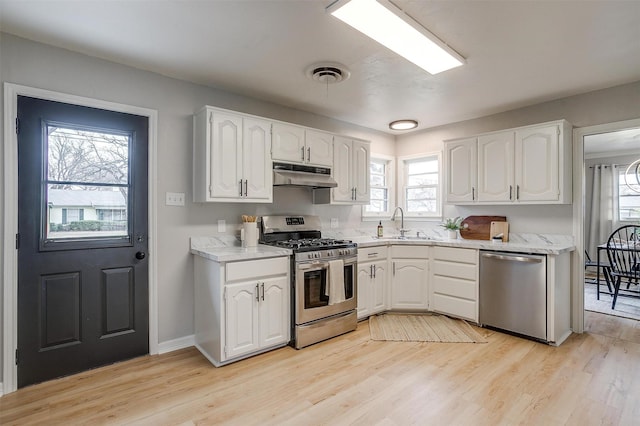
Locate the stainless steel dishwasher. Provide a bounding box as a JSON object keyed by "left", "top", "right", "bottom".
{"left": 479, "top": 251, "right": 547, "bottom": 341}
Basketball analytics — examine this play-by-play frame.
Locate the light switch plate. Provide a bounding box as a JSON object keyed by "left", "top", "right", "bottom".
{"left": 165, "top": 192, "right": 185, "bottom": 206}
{"left": 331, "top": 218, "right": 339, "bottom": 228}
{"left": 218, "top": 220, "right": 226, "bottom": 233}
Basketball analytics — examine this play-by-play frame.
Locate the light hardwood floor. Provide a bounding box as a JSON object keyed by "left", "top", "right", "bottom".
{"left": 2, "top": 311, "right": 640, "bottom": 425}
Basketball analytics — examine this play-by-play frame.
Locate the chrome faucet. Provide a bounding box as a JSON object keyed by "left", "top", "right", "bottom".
{"left": 391, "top": 207, "right": 409, "bottom": 237}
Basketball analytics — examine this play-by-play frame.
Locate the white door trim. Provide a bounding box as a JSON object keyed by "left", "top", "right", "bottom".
{"left": 572, "top": 117, "right": 640, "bottom": 334}
{"left": 2, "top": 83, "right": 159, "bottom": 395}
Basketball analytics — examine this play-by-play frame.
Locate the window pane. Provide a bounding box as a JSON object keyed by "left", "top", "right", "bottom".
{"left": 47, "top": 185, "right": 128, "bottom": 239}
{"left": 407, "top": 187, "right": 437, "bottom": 200}
{"left": 365, "top": 199, "right": 387, "bottom": 213}
{"left": 47, "top": 126, "right": 129, "bottom": 185}
{"left": 371, "top": 174, "right": 385, "bottom": 186}
{"left": 619, "top": 169, "right": 640, "bottom": 221}
{"left": 370, "top": 162, "right": 385, "bottom": 174}
{"left": 407, "top": 159, "right": 438, "bottom": 174}
{"left": 370, "top": 188, "right": 387, "bottom": 200}
{"left": 407, "top": 173, "right": 438, "bottom": 186}
{"left": 407, "top": 199, "right": 437, "bottom": 213}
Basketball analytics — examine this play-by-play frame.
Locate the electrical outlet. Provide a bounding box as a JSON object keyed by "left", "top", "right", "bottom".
{"left": 165, "top": 192, "right": 185, "bottom": 206}
{"left": 331, "top": 218, "right": 339, "bottom": 228}
{"left": 218, "top": 220, "right": 226, "bottom": 233}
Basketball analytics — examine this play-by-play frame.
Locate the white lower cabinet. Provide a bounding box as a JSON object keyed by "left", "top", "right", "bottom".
{"left": 390, "top": 246, "right": 429, "bottom": 310}
{"left": 194, "top": 255, "right": 290, "bottom": 366}
{"left": 357, "top": 246, "right": 388, "bottom": 319}
{"left": 429, "top": 246, "right": 478, "bottom": 322}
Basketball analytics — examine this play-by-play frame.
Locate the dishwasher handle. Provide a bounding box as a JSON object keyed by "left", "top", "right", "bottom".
{"left": 481, "top": 252, "right": 544, "bottom": 264}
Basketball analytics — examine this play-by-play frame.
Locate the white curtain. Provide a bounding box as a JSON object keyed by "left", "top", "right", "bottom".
{"left": 587, "top": 164, "right": 620, "bottom": 257}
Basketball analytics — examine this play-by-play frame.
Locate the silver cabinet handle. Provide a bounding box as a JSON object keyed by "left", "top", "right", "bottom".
{"left": 373, "top": 264, "right": 376, "bottom": 278}
{"left": 307, "top": 147, "right": 311, "bottom": 162}
{"left": 370, "top": 264, "right": 373, "bottom": 279}
{"left": 367, "top": 252, "right": 378, "bottom": 257}
{"left": 472, "top": 187, "right": 475, "bottom": 200}
{"left": 393, "top": 262, "right": 396, "bottom": 276}
{"left": 301, "top": 146, "right": 305, "bottom": 161}
{"left": 516, "top": 185, "right": 520, "bottom": 200}
{"left": 244, "top": 179, "right": 248, "bottom": 197}
{"left": 509, "top": 185, "right": 513, "bottom": 200}
{"left": 261, "top": 282, "right": 265, "bottom": 301}
{"left": 239, "top": 180, "right": 243, "bottom": 196}
{"left": 255, "top": 283, "right": 260, "bottom": 302}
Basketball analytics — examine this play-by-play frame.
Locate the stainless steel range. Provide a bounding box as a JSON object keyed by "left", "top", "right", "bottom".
{"left": 260, "top": 215, "right": 358, "bottom": 349}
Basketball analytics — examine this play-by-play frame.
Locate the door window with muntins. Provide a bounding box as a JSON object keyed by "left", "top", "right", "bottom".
{"left": 44, "top": 124, "right": 132, "bottom": 248}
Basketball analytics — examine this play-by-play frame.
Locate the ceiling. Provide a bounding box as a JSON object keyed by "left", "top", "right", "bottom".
{"left": 1, "top": 1, "right": 640, "bottom": 134}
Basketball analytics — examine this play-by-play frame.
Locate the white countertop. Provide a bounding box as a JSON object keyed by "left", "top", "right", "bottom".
{"left": 190, "top": 237, "right": 292, "bottom": 262}
{"left": 350, "top": 236, "right": 574, "bottom": 255}
{"left": 191, "top": 232, "right": 574, "bottom": 262}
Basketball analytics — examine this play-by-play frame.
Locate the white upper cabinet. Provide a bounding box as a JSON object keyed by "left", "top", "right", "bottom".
{"left": 193, "top": 107, "right": 272, "bottom": 203}
{"left": 445, "top": 138, "right": 477, "bottom": 203}
{"left": 325, "top": 136, "right": 370, "bottom": 204}
{"left": 445, "top": 120, "right": 572, "bottom": 205}
{"left": 272, "top": 124, "right": 333, "bottom": 167}
{"left": 477, "top": 131, "right": 515, "bottom": 202}
{"left": 305, "top": 129, "right": 334, "bottom": 167}
{"left": 515, "top": 124, "right": 561, "bottom": 202}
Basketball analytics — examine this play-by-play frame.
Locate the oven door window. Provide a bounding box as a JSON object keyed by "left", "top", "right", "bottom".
{"left": 304, "top": 269, "right": 329, "bottom": 309}
{"left": 343, "top": 263, "right": 354, "bottom": 299}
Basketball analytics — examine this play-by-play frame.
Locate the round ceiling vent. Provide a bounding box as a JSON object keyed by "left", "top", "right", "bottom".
{"left": 306, "top": 62, "right": 351, "bottom": 84}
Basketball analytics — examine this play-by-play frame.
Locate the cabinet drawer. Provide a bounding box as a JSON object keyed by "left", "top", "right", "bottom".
{"left": 431, "top": 294, "right": 477, "bottom": 322}
{"left": 391, "top": 245, "right": 429, "bottom": 259}
{"left": 226, "top": 257, "right": 289, "bottom": 282}
{"left": 432, "top": 275, "right": 477, "bottom": 300}
{"left": 358, "top": 246, "right": 388, "bottom": 262}
{"left": 432, "top": 260, "right": 477, "bottom": 281}
{"left": 432, "top": 246, "right": 477, "bottom": 264}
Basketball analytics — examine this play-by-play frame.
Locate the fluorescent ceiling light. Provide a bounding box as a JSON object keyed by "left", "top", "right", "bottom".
{"left": 327, "top": 0, "right": 465, "bottom": 75}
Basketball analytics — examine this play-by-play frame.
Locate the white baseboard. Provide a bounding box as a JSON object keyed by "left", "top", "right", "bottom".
{"left": 157, "top": 335, "right": 195, "bottom": 355}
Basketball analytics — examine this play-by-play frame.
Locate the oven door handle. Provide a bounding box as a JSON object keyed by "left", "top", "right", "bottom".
{"left": 297, "top": 262, "right": 329, "bottom": 270}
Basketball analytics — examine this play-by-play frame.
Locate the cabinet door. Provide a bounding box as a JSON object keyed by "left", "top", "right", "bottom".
{"left": 332, "top": 136, "right": 353, "bottom": 202}
{"left": 305, "top": 130, "right": 333, "bottom": 167}
{"left": 352, "top": 140, "right": 371, "bottom": 203}
{"left": 445, "top": 138, "right": 477, "bottom": 203}
{"left": 259, "top": 276, "right": 290, "bottom": 348}
{"left": 357, "top": 263, "right": 372, "bottom": 319}
{"left": 391, "top": 259, "right": 428, "bottom": 309}
{"left": 515, "top": 124, "right": 560, "bottom": 202}
{"left": 477, "top": 132, "right": 514, "bottom": 202}
{"left": 225, "top": 282, "right": 259, "bottom": 359}
{"left": 272, "top": 123, "right": 305, "bottom": 164}
{"left": 371, "top": 260, "right": 387, "bottom": 314}
{"left": 210, "top": 112, "right": 243, "bottom": 199}
{"left": 243, "top": 118, "right": 272, "bottom": 201}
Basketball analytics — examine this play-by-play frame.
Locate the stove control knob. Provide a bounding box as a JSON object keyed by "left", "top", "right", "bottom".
{"left": 307, "top": 254, "right": 312, "bottom": 260}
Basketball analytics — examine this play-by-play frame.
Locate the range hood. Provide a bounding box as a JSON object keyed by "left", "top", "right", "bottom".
{"left": 273, "top": 162, "right": 338, "bottom": 189}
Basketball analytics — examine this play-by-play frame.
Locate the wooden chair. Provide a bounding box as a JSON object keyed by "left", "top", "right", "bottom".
{"left": 605, "top": 225, "right": 640, "bottom": 309}
{"left": 585, "top": 250, "right": 612, "bottom": 295}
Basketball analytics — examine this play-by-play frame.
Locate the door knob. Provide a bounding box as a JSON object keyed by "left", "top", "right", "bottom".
{"left": 135, "top": 251, "right": 146, "bottom": 260}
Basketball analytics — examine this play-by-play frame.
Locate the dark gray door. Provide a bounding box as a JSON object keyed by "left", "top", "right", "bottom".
{"left": 17, "top": 96, "right": 149, "bottom": 388}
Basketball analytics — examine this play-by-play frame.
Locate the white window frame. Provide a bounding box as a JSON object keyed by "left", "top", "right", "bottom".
{"left": 618, "top": 165, "right": 640, "bottom": 222}
{"left": 398, "top": 152, "right": 442, "bottom": 220}
{"left": 362, "top": 154, "right": 395, "bottom": 220}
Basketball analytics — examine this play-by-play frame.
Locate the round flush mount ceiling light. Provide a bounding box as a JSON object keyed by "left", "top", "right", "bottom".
{"left": 389, "top": 119, "right": 418, "bottom": 131}
{"left": 305, "top": 62, "right": 351, "bottom": 84}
